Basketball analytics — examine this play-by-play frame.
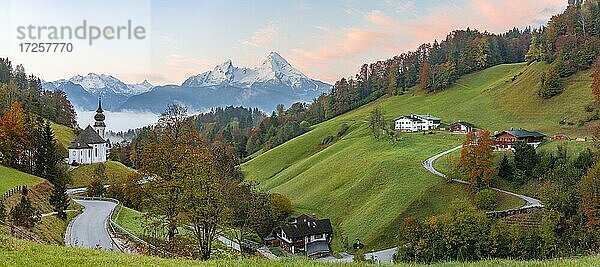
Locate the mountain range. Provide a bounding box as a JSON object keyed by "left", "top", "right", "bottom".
{"left": 42, "top": 74, "right": 154, "bottom": 111}
{"left": 43, "top": 52, "right": 331, "bottom": 113}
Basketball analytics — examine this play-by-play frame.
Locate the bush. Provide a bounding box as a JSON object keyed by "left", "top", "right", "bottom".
{"left": 0, "top": 200, "right": 6, "bottom": 224}
{"left": 474, "top": 189, "right": 498, "bottom": 210}
{"left": 321, "top": 135, "right": 334, "bottom": 145}
{"left": 337, "top": 124, "right": 349, "bottom": 137}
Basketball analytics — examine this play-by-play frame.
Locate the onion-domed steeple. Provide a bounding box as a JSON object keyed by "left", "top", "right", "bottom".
{"left": 94, "top": 96, "right": 106, "bottom": 127}
{"left": 93, "top": 96, "right": 106, "bottom": 139}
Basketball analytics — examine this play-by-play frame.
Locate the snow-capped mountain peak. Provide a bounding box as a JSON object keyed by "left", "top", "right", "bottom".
{"left": 69, "top": 73, "right": 129, "bottom": 95}
{"left": 126, "top": 79, "right": 154, "bottom": 95}
{"left": 181, "top": 52, "right": 315, "bottom": 89}
{"left": 254, "top": 51, "right": 308, "bottom": 87}
{"left": 63, "top": 73, "right": 153, "bottom": 96}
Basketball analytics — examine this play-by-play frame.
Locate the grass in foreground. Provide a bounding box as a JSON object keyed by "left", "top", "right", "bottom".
{"left": 242, "top": 62, "right": 594, "bottom": 251}
{"left": 68, "top": 161, "right": 135, "bottom": 188}
{"left": 1, "top": 232, "right": 600, "bottom": 266}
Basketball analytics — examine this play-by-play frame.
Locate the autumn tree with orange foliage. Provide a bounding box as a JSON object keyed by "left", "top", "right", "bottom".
{"left": 458, "top": 130, "right": 495, "bottom": 190}
{"left": 593, "top": 57, "right": 600, "bottom": 104}
{"left": 0, "top": 101, "right": 27, "bottom": 167}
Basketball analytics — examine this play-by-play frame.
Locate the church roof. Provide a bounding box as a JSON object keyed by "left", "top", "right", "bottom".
{"left": 68, "top": 125, "right": 106, "bottom": 149}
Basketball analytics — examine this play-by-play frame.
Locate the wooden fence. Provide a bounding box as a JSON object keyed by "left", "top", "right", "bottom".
{"left": 485, "top": 206, "right": 541, "bottom": 219}
{"left": 0, "top": 185, "right": 27, "bottom": 202}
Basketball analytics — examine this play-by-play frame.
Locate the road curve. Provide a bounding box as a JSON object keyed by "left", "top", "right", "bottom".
{"left": 68, "top": 199, "right": 119, "bottom": 250}
{"left": 422, "top": 145, "right": 543, "bottom": 208}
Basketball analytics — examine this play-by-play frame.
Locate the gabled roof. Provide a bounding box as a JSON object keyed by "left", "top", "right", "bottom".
{"left": 394, "top": 115, "right": 423, "bottom": 122}
{"left": 451, "top": 121, "right": 477, "bottom": 128}
{"left": 394, "top": 114, "right": 441, "bottom": 122}
{"left": 68, "top": 125, "right": 106, "bottom": 149}
{"left": 495, "top": 129, "right": 544, "bottom": 138}
{"left": 281, "top": 215, "right": 333, "bottom": 238}
{"left": 415, "top": 114, "right": 441, "bottom": 121}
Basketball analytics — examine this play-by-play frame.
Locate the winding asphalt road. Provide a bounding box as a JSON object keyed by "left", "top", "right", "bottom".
{"left": 67, "top": 199, "right": 119, "bottom": 251}
{"left": 422, "top": 145, "right": 543, "bottom": 208}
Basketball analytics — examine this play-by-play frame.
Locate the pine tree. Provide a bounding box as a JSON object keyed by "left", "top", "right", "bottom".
{"left": 9, "top": 187, "right": 40, "bottom": 228}
{"left": 498, "top": 154, "right": 513, "bottom": 180}
{"left": 49, "top": 165, "right": 71, "bottom": 219}
{"left": 34, "top": 120, "right": 60, "bottom": 183}
{"left": 513, "top": 141, "right": 538, "bottom": 176}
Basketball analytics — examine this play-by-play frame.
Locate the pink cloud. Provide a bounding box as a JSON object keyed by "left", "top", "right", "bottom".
{"left": 239, "top": 24, "right": 279, "bottom": 47}
{"left": 366, "top": 10, "right": 394, "bottom": 26}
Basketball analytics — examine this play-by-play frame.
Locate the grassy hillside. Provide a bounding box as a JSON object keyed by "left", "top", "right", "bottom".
{"left": 50, "top": 122, "right": 75, "bottom": 150}
{"left": 241, "top": 62, "right": 594, "bottom": 251}
{"left": 69, "top": 161, "right": 135, "bottom": 188}
{"left": 0, "top": 165, "right": 44, "bottom": 195}
{"left": 1, "top": 181, "right": 83, "bottom": 245}
{"left": 2, "top": 232, "right": 600, "bottom": 266}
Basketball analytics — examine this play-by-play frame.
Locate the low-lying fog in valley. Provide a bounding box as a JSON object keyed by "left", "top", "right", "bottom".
{"left": 75, "top": 108, "right": 160, "bottom": 133}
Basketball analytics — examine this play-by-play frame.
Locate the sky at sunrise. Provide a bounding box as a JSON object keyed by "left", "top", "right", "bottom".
{"left": 0, "top": 0, "right": 567, "bottom": 85}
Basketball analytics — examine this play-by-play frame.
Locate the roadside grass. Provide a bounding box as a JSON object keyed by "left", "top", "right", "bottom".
{"left": 242, "top": 62, "right": 594, "bottom": 252}
{"left": 68, "top": 161, "right": 135, "bottom": 188}
{"left": 0, "top": 165, "right": 44, "bottom": 195}
{"left": 114, "top": 205, "right": 146, "bottom": 238}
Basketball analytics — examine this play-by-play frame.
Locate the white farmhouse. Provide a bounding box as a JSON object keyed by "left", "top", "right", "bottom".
{"left": 394, "top": 114, "right": 441, "bottom": 132}
{"left": 68, "top": 98, "right": 110, "bottom": 165}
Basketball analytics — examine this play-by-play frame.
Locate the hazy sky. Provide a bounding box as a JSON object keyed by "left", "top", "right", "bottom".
{"left": 0, "top": 0, "right": 566, "bottom": 85}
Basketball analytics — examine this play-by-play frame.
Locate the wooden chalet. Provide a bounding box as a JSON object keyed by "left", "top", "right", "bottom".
{"left": 493, "top": 129, "right": 545, "bottom": 151}
{"left": 449, "top": 121, "right": 478, "bottom": 134}
{"left": 272, "top": 214, "right": 333, "bottom": 258}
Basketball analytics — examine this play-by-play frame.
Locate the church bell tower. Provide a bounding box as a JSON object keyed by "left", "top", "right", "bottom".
{"left": 93, "top": 96, "right": 106, "bottom": 139}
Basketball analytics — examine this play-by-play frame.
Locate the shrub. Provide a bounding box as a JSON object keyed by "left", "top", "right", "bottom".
{"left": 474, "top": 189, "right": 498, "bottom": 210}
{"left": 321, "top": 135, "right": 334, "bottom": 145}
{"left": 0, "top": 200, "right": 6, "bottom": 224}
{"left": 337, "top": 124, "right": 350, "bottom": 137}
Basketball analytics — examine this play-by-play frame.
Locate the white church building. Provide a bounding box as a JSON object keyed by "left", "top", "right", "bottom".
{"left": 68, "top": 98, "right": 110, "bottom": 165}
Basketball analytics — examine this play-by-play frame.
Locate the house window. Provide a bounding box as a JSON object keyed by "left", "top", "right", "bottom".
{"left": 95, "top": 147, "right": 98, "bottom": 157}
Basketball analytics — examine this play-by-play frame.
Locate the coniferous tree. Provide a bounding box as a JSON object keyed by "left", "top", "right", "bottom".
{"left": 49, "top": 165, "right": 71, "bottom": 219}
{"left": 514, "top": 141, "right": 538, "bottom": 176}
{"left": 34, "top": 120, "right": 60, "bottom": 183}
{"left": 9, "top": 187, "right": 40, "bottom": 228}
{"left": 498, "top": 154, "right": 513, "bottom": 180}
